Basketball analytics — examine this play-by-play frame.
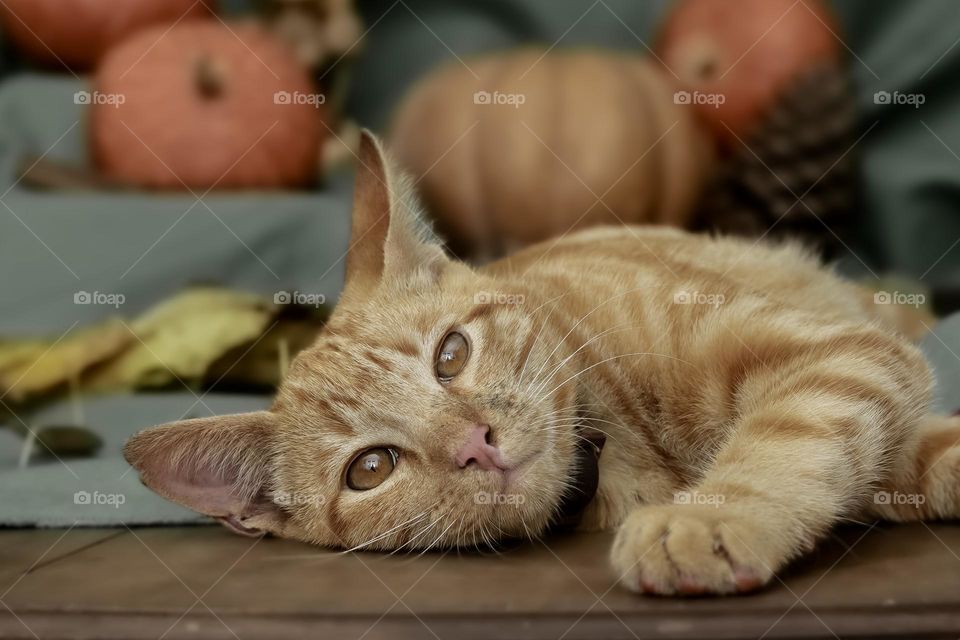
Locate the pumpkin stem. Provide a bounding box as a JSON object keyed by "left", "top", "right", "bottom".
{"left": 195, "top": 55, "right": 224, "bottom": 99}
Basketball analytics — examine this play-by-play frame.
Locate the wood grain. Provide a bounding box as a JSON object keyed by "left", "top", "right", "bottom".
{"left": 1, "top": 523, "right": 959, "bottom": 639}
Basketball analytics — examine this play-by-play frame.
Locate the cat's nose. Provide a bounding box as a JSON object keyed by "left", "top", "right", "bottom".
{"left": 455, "top": 424, "right": 506, "bottom": 471}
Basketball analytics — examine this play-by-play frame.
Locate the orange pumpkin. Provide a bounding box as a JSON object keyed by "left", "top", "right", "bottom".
{"left": 390, "top": 49, "right": 714, "bottom": 258}
{"left": 657, "top": 0, "right": 840, "bottom": 147}
{"left": 0, "top": 0, "right": 215, "bottom": 70}
{"left": 92, "top": 21, "right": 324, "bottom": 191}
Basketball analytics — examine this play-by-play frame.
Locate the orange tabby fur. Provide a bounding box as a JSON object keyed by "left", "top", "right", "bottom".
{"left": 125, "top": 132, "right": 960, "bottom": 596}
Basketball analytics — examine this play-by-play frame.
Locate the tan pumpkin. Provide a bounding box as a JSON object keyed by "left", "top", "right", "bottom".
{"left": 0, "top": 0, "right": 215, "bottom": 70}
{"left": 92, "top": 21, "right": 324, "bottom": 190}
{"left": 389, "top": 49, "right": 714, "bottom": 258}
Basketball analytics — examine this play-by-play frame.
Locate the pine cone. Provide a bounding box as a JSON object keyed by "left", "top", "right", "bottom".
{"left": 696, "top": 62, "right": 858, "bottom": 257}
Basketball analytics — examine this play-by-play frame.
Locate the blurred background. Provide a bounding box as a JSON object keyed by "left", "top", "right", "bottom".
{"left": 2, "top": 0, "right": 960, "bottom": 525}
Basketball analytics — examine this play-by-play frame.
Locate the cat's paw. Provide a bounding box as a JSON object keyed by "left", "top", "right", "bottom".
{"left": 610, "top": 503, "right": 784, "bottom": 596}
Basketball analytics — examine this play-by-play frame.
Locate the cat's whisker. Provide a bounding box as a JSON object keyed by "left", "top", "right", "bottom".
{"left": 527, "top": 324, "right": 664, "bottom": 400}
{"left": 515, "top": 292, "right": 569, "bottom": 390}
{"left": 534, "top": 418, "right": 636, "bottom": 452}
{"left": 524, "top": 404, "right": 612, "bottom": 430}
{"left": 484, "top": 522, "right": 499, "bottom": 554}
{"left": 421, "top": 514, "right": 459, "bottom": 554}
{"left": 340, "top": 509, "right": 433, "bottom": 554}
{"left": 526, "top": 322, "right": 646, "bottom": 398}
{"left": 490, "top": 511, "right": 511, "bottom": 555}
{"left": 548, "top": 404, "right": 645, "bottom": 444}
{"left": 540, "top": 420, "right": 632, "bottom": 450}
{"left": 533, "top": 402, "right": 611, "bottom": 417}
{"left": 477, "top": 520, "right": 491, "bottom": 554}
{"left": 526, "top": 410, "right": 585, "bottom": 428}
{"left": 396, "top": 521, "right": 454, "bottom": 566}
{"left": 388, "top": 512, "right": 445, "bottom": 556}
{"left": 537, "top": 414, "right": 629, "bottom": 433}
{"left": 525, "top": 286, "right": 649, "bottom": 394}
{"left": 529, "top": 402, "right": 604, "bottom": 419}
{"left": 503, "top": 421, "right": 606, "bottom": 489}
{"left": 525, "top": 399, "right": 651, "bottom": 467}
{"left": 528, "top": 408, "right": 582, "bottom": 422}
{"left": 536, "top": 352, "right": 692, "bottom": 404}
{"left": 519, "top": 514, "right": 533, "bottom": 543}
{"left": 455, "top": 514, "right": 466, "bottom": 552}
{"left": 836, "top": 514, "right": 872, "bottom": 527}
{"left": 477, "top": 515, "right": 499, "bottom": 554}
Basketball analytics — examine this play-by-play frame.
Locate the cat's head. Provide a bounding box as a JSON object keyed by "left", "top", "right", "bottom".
{"left": 124, "top": 132, "right": 584, "bottom": 550}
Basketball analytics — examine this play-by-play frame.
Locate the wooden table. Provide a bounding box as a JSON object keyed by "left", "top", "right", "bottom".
{"left": 1, "top": 523, "right": 959, "bottom": 639}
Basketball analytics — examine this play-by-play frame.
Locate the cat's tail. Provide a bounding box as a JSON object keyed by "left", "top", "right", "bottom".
{"left": 872, "top": 414, "right": 960, "bottom": 521}
{"left": 858, "top": 285, "right": 935, "bottom": 342}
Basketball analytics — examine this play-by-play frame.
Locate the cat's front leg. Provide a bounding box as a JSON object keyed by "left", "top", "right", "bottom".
{"left": 609, "top": 436, "right": 827, "bottom": 596}
{"left": 610, "top": 325, "right": 931, "bottom": 596}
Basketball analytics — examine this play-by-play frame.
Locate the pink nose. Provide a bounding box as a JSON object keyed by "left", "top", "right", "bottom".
{"left": 455, "top": 424, "right": 506, "bottom": 471}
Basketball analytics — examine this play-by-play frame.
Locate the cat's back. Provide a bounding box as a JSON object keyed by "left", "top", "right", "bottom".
{"left": 484, "top": 225, "right": 870, "bottom": 323}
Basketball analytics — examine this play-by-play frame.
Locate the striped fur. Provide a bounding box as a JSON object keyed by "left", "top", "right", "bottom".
{"left": 125, "top": 132, "right": 960, "bottom": 596}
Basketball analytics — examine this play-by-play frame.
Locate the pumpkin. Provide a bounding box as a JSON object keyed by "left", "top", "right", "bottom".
{"left": 0, "top": 0, "right": 216, "bottom": 70}
{"left": 656, "top": 0, "right": 840, "bottom": 147}
{"left": 390, "top": 49, "right": 714, "bottom": 258}
{"left": 92, "top": 21, "right": 324, "bottom": 190}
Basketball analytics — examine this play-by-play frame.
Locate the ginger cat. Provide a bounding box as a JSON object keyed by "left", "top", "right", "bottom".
{"left": 125, "top": 132, "right": 960, "bottom": 596}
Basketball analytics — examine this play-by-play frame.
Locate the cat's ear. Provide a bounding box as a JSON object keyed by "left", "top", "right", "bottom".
{"left": 123, "top": 411, "right": 283, "bottom": 537}
{"left": 342, "top": 130, "right": 449, "bottom": 301}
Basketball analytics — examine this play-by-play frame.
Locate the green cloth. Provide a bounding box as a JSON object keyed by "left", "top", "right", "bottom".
{"left": 0, "top": 393, "right": 269, "bottom": 527}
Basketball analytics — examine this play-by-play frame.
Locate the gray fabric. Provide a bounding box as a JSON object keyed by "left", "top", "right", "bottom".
{"left": 0, "top": 75, "right": 352, "bottom": 333}
{"left": 835, "top": 0, "right": 960, "bottom": 285}
{"left": 0, "top": 392, "right": 269, "bottom": 527}
{"left": 921, "top": 313, "right": 960, "bottom": 415}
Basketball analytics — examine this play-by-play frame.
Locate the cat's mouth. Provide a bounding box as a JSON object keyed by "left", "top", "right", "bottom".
{"left": 465, "top": 446, "right": 541, "bottom": 491}
{"left": 501, "top": 449, "right": 541, "bottom": 487}
{"left": 466, "top": 425, "right": 605, "bottom": 539}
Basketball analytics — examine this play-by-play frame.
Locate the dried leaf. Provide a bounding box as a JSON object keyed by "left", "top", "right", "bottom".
{"left": 204, "top": 306, "right": 328, "bottom": 390}
{"left": 0, "top": 320, "right": 132, "bottom": 404}
{"left": 83, "top": 287, "right": 276, "bottom": 391}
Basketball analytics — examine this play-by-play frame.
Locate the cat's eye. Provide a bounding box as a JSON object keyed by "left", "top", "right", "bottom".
{"left": 436, "top": 331, "right": 470, "bottom": 381}
{"left": 346, "top": 447, "right": 398, "bottom": 490}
